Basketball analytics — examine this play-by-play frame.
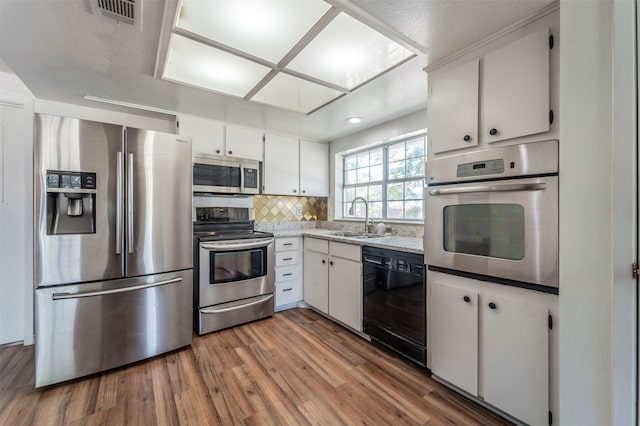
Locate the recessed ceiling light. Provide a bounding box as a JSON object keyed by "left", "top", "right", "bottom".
{"left": 346, "top": 117, "right": 363, "bottom": 124}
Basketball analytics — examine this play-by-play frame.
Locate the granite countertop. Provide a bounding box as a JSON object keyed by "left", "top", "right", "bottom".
{"left": 271, "top": 228, "right": 424, "bottom": 255}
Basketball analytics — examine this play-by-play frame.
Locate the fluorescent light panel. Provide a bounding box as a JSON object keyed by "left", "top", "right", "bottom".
{"left": 161, "top": 0, "right": 417, "bottom": 114}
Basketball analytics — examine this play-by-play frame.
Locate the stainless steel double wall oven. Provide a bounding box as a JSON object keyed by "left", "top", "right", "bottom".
{"left": 425, "top": 140, "right": 559, "bottom": 292}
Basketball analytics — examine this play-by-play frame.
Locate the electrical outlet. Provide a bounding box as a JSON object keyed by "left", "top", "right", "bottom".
{"left": 295, "top": 206, "right": 302, "bottom": 216}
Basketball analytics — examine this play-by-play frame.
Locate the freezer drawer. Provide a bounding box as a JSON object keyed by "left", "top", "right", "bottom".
{"left": 35, "top": 270, "right": 193, "bottom": 387}
{"left": 197, "top": 293, "right": 274, "bottom": 335}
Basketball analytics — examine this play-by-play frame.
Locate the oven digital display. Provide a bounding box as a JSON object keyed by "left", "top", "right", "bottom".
{"left": 457, "top": 158, "right": 504, "bottom": 177}
{"left": 473, "top": 163, "right": 486, "bottom": 170}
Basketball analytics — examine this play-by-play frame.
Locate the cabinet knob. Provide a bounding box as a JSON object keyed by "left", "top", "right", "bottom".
{"left": 322, "top": 259, "right": 326, "bottom": 264}
{"left": 463, "top": 135, "right": 471, "bottom": 142}
{"left": 293, "top": 189, "right": 297, "bottom": 193}
{"left": 489, "top": 128, "right": 498, "bottom": 136}
{"left": 228, "top": 150, "right": 233, "bottom": 155}
{"left": 488, "top": 302, "right": 497, "bottom": 310}
{"left": 216, "top": 149, "right": 221, "bottom": 154}
{"left": 302, "top": 190, "right": 306, "bottom": 194}
{"left": 463, "top": 296, "right": 471, "bottom": 303}
{"left": 329, "top": 261, "right": 334, "bottom": 266}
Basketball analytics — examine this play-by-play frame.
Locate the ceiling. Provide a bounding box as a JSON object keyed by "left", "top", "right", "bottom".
{"left": 0, "top": 0, "right": 555, "bottom": 141}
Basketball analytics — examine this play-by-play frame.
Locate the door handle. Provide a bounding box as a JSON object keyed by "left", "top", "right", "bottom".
{"left": 200, "top": 294, "right": 273, "bottom": 314}
{"left": 428, "top": 183, "right": 546, "bottom": 196}
{"left": 53, "top": 277, "right": 182, "bottom": 300}
{"left": 127, "top": 153, "right": 134, "bottom": 254}
{"left": 116, "top": 151, "right": 123, "bottom": 255}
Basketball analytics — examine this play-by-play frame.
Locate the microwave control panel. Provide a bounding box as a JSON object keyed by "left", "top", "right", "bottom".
{"left": 244, "top": 168, "right": 258, "bottom": 189}
{"left": 457, "top": 159, "right": 505, "bottom": 178}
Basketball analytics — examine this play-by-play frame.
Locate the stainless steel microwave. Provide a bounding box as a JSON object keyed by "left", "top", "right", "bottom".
{"left": 193, "top": 156, "right": 260, "bottom": 194}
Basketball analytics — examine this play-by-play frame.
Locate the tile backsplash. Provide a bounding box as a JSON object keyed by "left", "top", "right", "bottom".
{"left": 254, "top": 195, "right": 328, "bottom": 222}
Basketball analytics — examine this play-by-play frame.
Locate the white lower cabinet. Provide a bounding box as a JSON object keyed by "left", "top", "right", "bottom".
{"left": 274, "top": 237, "right": 302, "bottom": 311}
{"left": 303, "top": 237, "right": 362, "bottom": 331}
{"left": 429, "top": 273, "right": 552, "bottom": 426}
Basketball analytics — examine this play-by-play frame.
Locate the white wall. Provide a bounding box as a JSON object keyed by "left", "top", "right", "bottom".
{"left": 0, "top": 71, "right": 35, "bottom": 345}
{"left": 558, "top": 0, "right": 637, "bottom": 424}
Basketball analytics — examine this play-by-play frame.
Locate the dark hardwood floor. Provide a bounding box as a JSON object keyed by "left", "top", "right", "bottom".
{"left": 0, "top": 308, "right": 512, "bottom": 425}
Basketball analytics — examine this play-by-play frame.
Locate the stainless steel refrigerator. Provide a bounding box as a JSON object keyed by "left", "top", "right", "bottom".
{"left": 34, "top": 114, "right": 193, "bottom": 387}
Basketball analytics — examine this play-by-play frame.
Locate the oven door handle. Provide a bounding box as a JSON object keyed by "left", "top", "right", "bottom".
{"left": 428, "top": 182, "right": 546, "bottom": 196}
{"left": 201, "top": 294, "right": 273, "bottom": 314}
{"left": 200, "top": 238, "right": 274, "bottom": 251}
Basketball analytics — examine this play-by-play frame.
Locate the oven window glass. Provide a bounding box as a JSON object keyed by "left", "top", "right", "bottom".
{"left": 209, "top": 248, "right": 265, "bottom": 284}
{"left": 443, "top": 204, "right": 525, "bottom": 260}
{"left": 193, "top": 163, "right": 241, "bottom": 188}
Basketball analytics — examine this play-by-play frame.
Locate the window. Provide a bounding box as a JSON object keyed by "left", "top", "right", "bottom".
{"left": 342, "top": 135, "right": 426, "bottom": 221}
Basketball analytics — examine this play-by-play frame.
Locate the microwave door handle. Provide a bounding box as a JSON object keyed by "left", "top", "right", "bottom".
{"left": 428, "top": 182, "right": 547, "bottom": 196}
{"left": 240, "top": 163, "right": 245, "bottom": 193}
{"left": 201, "top": 238, "right": 274, "bottom": 251}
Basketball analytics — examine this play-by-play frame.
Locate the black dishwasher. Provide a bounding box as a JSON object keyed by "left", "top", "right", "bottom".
{"left": 362, "top": 246, "right": 426, "bottom": 366}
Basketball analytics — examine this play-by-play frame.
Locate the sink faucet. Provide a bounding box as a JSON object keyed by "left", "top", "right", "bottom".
{"left": 349, "top": 197, "right": 369, "bottom": 233}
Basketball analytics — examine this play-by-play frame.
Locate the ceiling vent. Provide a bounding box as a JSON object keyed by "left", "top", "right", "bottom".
{"left": 90, "top": 0, "right": 143, "bottom": 31}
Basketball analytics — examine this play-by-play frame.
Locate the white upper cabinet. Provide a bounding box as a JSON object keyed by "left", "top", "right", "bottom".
{"left": 427, "top": 27, "right": 552, "bottom": 154}
{"left": 299, "top": 140, "right": 328, "bottom": 197}
{"left": 178, "top": 114, "right": 224, "bottom": 156}
{"left": 428, "top": 59, "right": 479, "bottom": 154}
{"left": 482, "top": 27, "right": 550, "bottom": 143}
{"left": 264, "top": 135, "right": 328, "bottom": 196}
{"left": 178, "top": 115, "right": 264, "bottom": 161}
{"left": 264, "top": 133, "right": 300, "bottom": 195}
{"left": 225, "top": 125, "right": 264, "bottom": 162}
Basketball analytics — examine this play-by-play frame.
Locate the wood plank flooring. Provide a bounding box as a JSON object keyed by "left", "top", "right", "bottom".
{"left": 0, "top": 308, "right": 512, "bottom": 425}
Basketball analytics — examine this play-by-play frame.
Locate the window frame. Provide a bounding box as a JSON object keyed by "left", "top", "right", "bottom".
{"left": 341, "top": 133, "right": 426, "bottom": 222}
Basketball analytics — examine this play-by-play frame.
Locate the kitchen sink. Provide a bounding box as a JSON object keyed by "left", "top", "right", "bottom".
{"left": 327, "top": 231, "right": 380, "bottom": 239}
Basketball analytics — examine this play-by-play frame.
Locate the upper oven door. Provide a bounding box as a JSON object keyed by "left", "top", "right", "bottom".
{"left": 198, "top": 238, "right": 275, "bottom": 306}
{"left": 425, "top": 175, "right": 558, "bottom": 288}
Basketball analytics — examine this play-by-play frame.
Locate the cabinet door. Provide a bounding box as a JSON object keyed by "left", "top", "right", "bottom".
{"left": 328, "top": 256, "right": 361, "bottom": 332}
{"left": 178, "top": 115, "right": 224, "bottom": 156}
{"left": 428, "top": 59, "right": 479, "bottom": 154}
{"left": 299, "top": 140, "right": 328, "bottom": 196}
{"left": 264, "top": 133, "right": 300, "bottom": 195}
{"left": 225, "top": 125, "right": 264, "bottom": 161}
{"left": 430, "top": 281, "right": 478, "bottom": 396}
{"left": 483, "top": 28, "right": 550, "bottom": 143}
{"left": 481, "top": 295, "right": 548, "bottom": 426}
{"left": 303, "top": 249, "right": 328, "bottom": 314}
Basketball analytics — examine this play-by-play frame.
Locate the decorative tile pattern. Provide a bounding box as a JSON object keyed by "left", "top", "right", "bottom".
{"left": 254, "top": 195, "right": 328, "bottom": 222}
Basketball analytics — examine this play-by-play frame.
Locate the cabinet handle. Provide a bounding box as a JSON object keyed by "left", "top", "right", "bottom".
{"left": 329, "top": 261, "right": 334, "bottom": 266}
{"left": 283, "top": 243, "right": 293, "bottom": 246}
{"left": 283, "top": 257, "right": 293, "bottom": 261}
{"left": 488, "top": 302, "right": 497, "bottom": 310}
{"left": 489, "top": 128, "right": 498, "bottom": 136}
{"left": 228, "top": 150, "right": 233, "bottom": 155}
{"left": 283, "top": 288, "right": 293, "bottom": 292}
{"left": 216, "top": 149, "right": 221, "bottom": 154}
{"left": 322, "top": 259, "right": 326, "bottom": 264}
{"left": 282, "top": 273, "right": 293, "bottom": 277}
{"left": 463, "top": 296, "right": 471, "bottom": 303}
{"left": 463, "top": 135, "right": 471, "bottom": 142}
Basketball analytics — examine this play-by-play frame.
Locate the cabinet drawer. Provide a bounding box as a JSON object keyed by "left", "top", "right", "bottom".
{"left": 275, "top": 265, "right": 299, "bottom": 282}
{"left": 275, "top": 281, "right": 301, "bottom": 306}
{"left": 305, "top": 237, "right": 329, "bottom": 254}
{"left": 275, "top": 251, "right": 299, "bottom": 267}
{"left": 330, "top": 241, "right": 361, "bottom": 262}
{"left": 276, "top": 237, "right": 299, "bottom": 251}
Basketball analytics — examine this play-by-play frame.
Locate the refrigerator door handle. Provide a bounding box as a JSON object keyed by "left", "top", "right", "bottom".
{"left": 52, "top": 277, "right": 183, "bottom": 300}
{"left": 116, "top": 151, "right": 123, "bottom": 255}
{"left": 127, "top": 153, "right": 134, "bottom": 254}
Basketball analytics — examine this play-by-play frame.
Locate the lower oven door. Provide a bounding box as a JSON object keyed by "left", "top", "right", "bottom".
{"left": 198, "top": 238, "right": 275, "bottom": 307}
{"left": 198, "top": 293, "right": 274, "bottom": 335}
{"left": 425, "top": 175, "right": 558, "bottom": 288}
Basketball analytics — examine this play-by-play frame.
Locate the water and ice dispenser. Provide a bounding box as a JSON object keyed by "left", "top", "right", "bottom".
{"left": 46, "top": 170, "right": 97, "bottom": 235}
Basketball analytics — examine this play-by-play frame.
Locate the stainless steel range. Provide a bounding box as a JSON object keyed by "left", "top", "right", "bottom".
{"left": 193, "top": 195, "right": 275, "bottom": 335}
